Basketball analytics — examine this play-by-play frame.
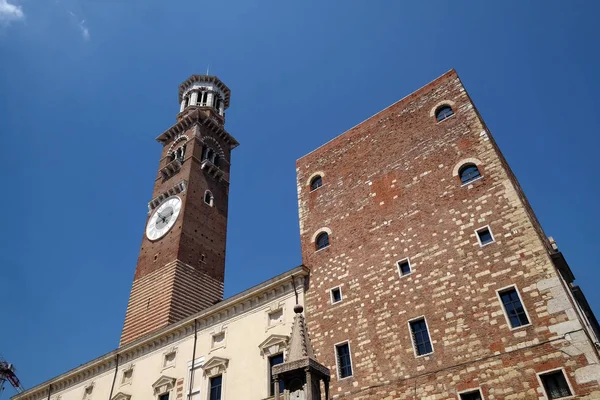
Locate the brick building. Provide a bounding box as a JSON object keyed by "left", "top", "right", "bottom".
{"left": 11, "top": 70, "right": 600, "bottom": 400}
{"left": 296, "top": 69, "right": 600, "bottom": 399}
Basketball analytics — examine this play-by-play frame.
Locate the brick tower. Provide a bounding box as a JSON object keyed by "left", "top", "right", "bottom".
{"left": 120, "top": 75, "right": 238, "bottom": 345}
{"left": 296, "top": 70, "right": 600, "bottom": 398}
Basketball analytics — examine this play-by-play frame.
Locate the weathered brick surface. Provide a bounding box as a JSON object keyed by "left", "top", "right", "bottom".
{"left": 297, "top": 70, "right": 600, "bottom": 398}
{"left": 121, "top": 110, "right": 233, "bottom": 345}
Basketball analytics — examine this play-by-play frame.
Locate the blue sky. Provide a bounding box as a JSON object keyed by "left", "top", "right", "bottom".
{"left": 1, "top": 0, "right": 600, "bottom": 395}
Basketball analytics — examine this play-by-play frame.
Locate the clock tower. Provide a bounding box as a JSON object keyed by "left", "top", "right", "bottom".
{"left": 120, "top": 75, "right": 238, "bottom": 345}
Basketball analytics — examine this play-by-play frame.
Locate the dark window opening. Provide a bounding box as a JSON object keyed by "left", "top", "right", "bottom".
{"left": 315, "top": 232, "right": 330, "bottom": 250}
{"left": 159, "top": 393, "right": 169, "bottom": 400}
{"left": 331, "top": 287, "right": 342, "bottom": 303}
{"left": 435, "top": 105, "right": 454, "bottom": 122}
{"left": 398, "top": 260, "right": 411, "bottom": 276}
{"left": 209, "top": 376, "right": 222, "bottom": 400}
{"left": 203, "top": 92, "right": 208, "bottom": 104}
{"left": 499, "top": 288, "right": 529, "bottom": 328}
{"left": 476, "top": 227, "right": 494, "bottom": 246}
{"left": 268, "top": 354, "right": 284, "bottom": 396}
{"left": 459, "top": 164, "right": 481, "bottom": 184}
{"left": 310, "top": 176, "right": 323, "bottom": 191}
{"left": 336, "top": 343, "right": 353, "bottom": 378}
{"left": 410, "top": 318, "right": 433, "bottom": 356}
{"left": 204, "top": 191, "right": 214, "bottom": 206}
{"left": 540, "top": 370, "right": 572, "bottom": 399}
{"left": 459, "top": 390, "right": 482, "bottom": 400}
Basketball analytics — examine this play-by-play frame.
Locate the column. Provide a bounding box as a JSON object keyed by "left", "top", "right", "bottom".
{"left": 305, "top": 368, "right": 312, "bottom": 400}
{"left": 274, "top": 376, "right": 280, "bottom": 400}
{"left": 190, "top": 91, "right": 198, "bottom": 106}
{"left": 206, "top": 92, "right": 214, "bottom": 109}
{"left": 179, "top": 99, "right": 186, "bottom": 112}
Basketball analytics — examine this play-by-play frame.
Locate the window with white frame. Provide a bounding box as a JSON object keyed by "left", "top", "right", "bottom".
{"left": 539, "top": 369, "right": 573, "bottom": 399}
{"left": 409, "top": 317, "right": 433, "bottom": 356}
{"left": 459, "top": 389, "right": 483, "bottom": 400}
{"left": 497, "top": 286, "right": 530, "bottom": 329}
{"left": 475, "top": 226, "right": 495, "bottom": 246}
{"left": 397, "top": 258, "right": 412, "bottom": 277}
{"left": 335, "top": 342, "right": 353, "bottom": 379}
{"left": 330, "top": 287, "right": 342, "bottom": 304}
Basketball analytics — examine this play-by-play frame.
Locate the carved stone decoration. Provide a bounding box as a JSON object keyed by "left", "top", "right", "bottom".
{"left": 151, "top": 376, "right": 176, "bottom": 395}
{"left": 202, "top": 356, "right": 229, "bottom": 378}
{"left": 272, "top": 305, "right": 330, "bottom": 400}
{"left": 111, "top": 392, "right": 131, "bottom": 400}
{"left": 258, "top": 334, "right": 289, "bottom": 357}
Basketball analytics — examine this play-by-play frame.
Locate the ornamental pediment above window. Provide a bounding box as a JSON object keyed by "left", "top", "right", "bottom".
{"left": 258, "top": 334, "right": 289, "bottom": 357}
{"left": 202, "top": 356, "right": 229, "bottom": 377}
{"left": 111, "top": 392, "right": 131, "bottom": 400}
{"left": 151, "top": 376, "right": 176, "bottom": 395}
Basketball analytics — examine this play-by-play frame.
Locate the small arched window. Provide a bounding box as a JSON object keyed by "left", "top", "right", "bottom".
{"left": 310, "top": 176, "right": 323, "bottom": 191}
{"left": 435, "top": 105, "right": 454, "bottom": 122}
{"left": 204, "top": 191, "right": 214, "bottom": 206}
{"left": 459, "top": 164, "right": 481, "bottom": 184}
{"left": 315, "top": 232, "right": 330, "bottom": 250}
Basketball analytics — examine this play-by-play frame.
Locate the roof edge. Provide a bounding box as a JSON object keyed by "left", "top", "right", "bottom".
{"left": 11, "top": 265, "right": 309, "bottom": 400}
{"left": 296, "top": 68, "right": 457, "bottom": 161}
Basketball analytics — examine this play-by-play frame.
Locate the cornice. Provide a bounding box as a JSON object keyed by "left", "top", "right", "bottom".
{"left": 156, "top": 110, "right": 239, "bottom": 150}
{"left": 178, "top": 75, "right": 231, "bottom": 108}
{"left": 11, "top": 265, "right": 309, "bottom": 400}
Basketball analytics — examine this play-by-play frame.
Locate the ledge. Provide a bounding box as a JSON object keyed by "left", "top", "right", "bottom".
{"left": 147, "top": 180, "right": 187, "bottom": 214}
{"left": 160, "top": 159, "right": 182, "bottom": 180}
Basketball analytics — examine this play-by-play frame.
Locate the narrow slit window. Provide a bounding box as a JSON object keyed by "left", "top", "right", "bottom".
{"left": 459, "top": 390, "right": 483, "bottom": 400}
{"left": 204, "top": 191, "right": 214, "bottom": 207}
{"left": 335, "top": 343, "right": 353, "bottom": 378}
{"left": 310, "top": 175, "right": 323, "bottom": 191}
{"left": 499, "top": 287, "right": 530, "bottom": 328}
{"left": 435, "top": 105, "right": 454, "bottom": 122}
{"left": 331, "top": 287, "right": 342, "bottom": 304}
{"left": 476, "top": 226, "right": 494, "bottom": 246}
{"left": 209, "top": 375, "right": 222, "bottom": 400}
{"left": 315, "top": 232, "right": 330, "bottom": 250}
{"left": 397, "top": 259, "right": 411, "bottom": 276}
{"left": 409, "top": 318, "right": 433, "bottom": 356}
{"left": 459, "top": 164, "right": 481, "bottom": 184}
{"left": 540, "top": 370, "right": 572, "bottom": 399}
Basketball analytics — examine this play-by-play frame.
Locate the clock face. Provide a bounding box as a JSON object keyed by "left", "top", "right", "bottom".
{"left": 146, "top": 196, "right": 182, "bottom": 241}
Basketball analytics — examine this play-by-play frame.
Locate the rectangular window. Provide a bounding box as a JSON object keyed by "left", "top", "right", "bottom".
{"left": 459, "top": 390, "right": 482, "bottom": 400}
{"left": 159, "top": 394, "right": 169, "bottom": 400}
{"left": 335, "top": 342, "right": 353, "bottom": 378}
{"left": 409, "top": 318, "right": 433, "bottom": 356}
{"left": 476, "top": 226, "right": 495, "bottom": 246}
{"left": 209, "top": 376, "right": 222, "bottom": 400}
{"left": 540, "top": 370, "right": 572, "bottom": 399}
{"left": 268, "top": 354, "right": 284, "bottom": 396}
{"left": 397, "top": 259, "right": 412, "bottom": 276}
{"left": 330, "top": 287, "right": 342, "bottom": 304}
{"left": 499, "top": 287, "right": 529, "bottom": 328}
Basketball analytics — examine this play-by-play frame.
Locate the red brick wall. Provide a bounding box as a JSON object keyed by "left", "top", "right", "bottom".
{"left": 297, "top": 70, "right": 600, "bottom": 398}
{"left": 121, "top": 118, "right": 232, "bottom": 345}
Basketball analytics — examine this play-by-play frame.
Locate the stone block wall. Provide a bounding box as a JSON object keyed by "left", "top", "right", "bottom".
{"left": 296, "top": 70, "right": 600, "bottom": 399}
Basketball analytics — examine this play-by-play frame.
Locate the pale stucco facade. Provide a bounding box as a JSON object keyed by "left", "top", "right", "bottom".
{"left": 14, "top": 267, "right": 308, "bottom": 400}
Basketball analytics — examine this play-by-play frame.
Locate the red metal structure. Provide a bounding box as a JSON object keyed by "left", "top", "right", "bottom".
{"left": 0, "top": 357, "right": 24, "bottom": 397}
